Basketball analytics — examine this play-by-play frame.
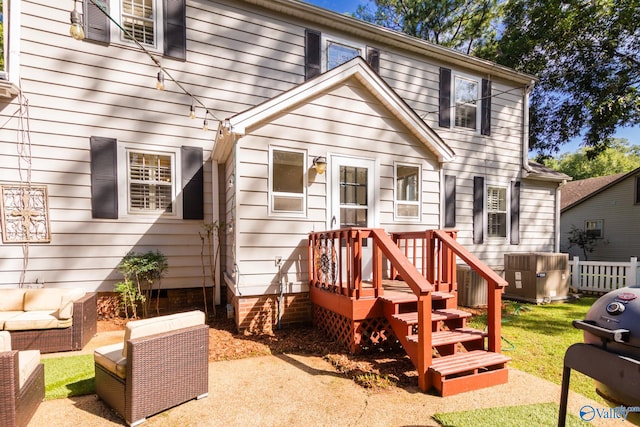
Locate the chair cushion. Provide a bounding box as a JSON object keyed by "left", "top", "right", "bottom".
{"left": 0, "top": 331, "right": 11, "bottom": 351}
{"left": 0, "top": 311, "right": 24, "bottom": 330}
{"left": 0, "top": 289, "right": 26, "bottom": 311}
{"left": 3, "top": 311, "right": 64, "bottom": 330}
{"left": 17, "top": 350, "right": 40, "bottom": 389}
{"left": 122, "top": 310, "right": 205, "bottom": 358}
{"left": 94, "top": 342, "right": 127, "bottom": 379}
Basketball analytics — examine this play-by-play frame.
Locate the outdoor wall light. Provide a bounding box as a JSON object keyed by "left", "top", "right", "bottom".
{"left": 69, "top": 1, "right": 85, "bottom": 41}
{"left": 313, "top": 156, "right": 327, "bottom": 174}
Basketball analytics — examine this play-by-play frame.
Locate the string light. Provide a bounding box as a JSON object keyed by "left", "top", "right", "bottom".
{"left": 202, "top": 119, "right": 209, "bottom": 131}
{"left": 156, "top": 71, "right": 165, "bottom": 91}
{"left": 69, "top": 0, "right": 85, "bottom": 41}
{"left": 189, "top": 104, "right": 196, "bottom": 119}
{"left": 69, "top": 0, "right": 220, "bottom": 128}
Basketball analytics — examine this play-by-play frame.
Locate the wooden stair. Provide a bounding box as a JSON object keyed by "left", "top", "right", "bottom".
{"left": 381, "top": 291, "right": 510, "bottom": 396}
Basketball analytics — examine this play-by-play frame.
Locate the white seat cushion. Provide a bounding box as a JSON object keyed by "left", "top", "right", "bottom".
{"left": 3, "top": 311, "right": 62, "bottom": 330}
{"left": 94, "top": 343, "right": 127, "bottom": 379}
{"left": 0, "top": 331, "right": 11, "bottom": 351}
{"left": 122, "top": 310, "right": 205, "bottom": 358}
{"left": 0, "top": 311, "right": 24, "bottom": 330}
{"left": 17, "top": 350, "right": 40, "bottom": 389}
{"left": 0, "top": 289, "right": 26, "bottom": 311}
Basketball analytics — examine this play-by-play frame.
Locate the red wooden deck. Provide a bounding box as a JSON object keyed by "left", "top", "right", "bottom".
{"left": 308, "top": 228, "right": 509, "bottom": 396}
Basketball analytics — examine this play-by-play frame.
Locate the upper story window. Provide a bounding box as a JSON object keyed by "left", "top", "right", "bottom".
{"left": 84, "top": 0, "right": 186, "bottom": 60}
{"left": 305, "top": 29, "right": 379, "bottom": 80}
{"left": 121, "top": 0, "right": 156, "bottom": 46}
{"left": 394, "top": 163, "right": 421, "bottom": 220}
{"left": 487, "top": 185, "right": 507, "bottom": 238}
{"left": 454, "top": 76, "right": 479, "bottom": 130}
{"left": 128, "top": 151, "right": 174, "bottom": 214}
{"left": 326, "top": 41, "right": 361, "bottom": 70}
{"left": 270, "top": 147, "right": 307, "bottom": 216}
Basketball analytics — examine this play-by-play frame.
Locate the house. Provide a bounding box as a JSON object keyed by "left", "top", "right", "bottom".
{"left": 560, "top": 168, "right": 640, "bottom": 261}
{"left": 0, "top": 1, "right": 569, "bottom": 336}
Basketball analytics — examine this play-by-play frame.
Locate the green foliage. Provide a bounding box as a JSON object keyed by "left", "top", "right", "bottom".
{"left": 491, "top": 0, "right": 640, "bottom": 157}
{"left": 540, "top": 138, "right": 640, "bottom": 180}
{"left": 567, "top": 226, "right": 598, "bottom": 260}
{"left": 115, "top": 250, "right": 168, "bottom": 319}
{"left": 354, "top": 0, "right": 502, "bottom": 55}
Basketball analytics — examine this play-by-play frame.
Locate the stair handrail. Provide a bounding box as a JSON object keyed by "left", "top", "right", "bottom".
{"left": 431, "top": 229, "right": 507, "bottom": 353}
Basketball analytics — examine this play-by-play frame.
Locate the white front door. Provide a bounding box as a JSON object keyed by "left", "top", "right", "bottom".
{"left": 329, "top": 155, "right": 377, "bottom": 279}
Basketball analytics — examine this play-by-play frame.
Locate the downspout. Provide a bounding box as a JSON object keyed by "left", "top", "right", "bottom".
{"left": 555, "top": 179, "right": 568, "bottom": 252}
{"left": 522, "top": 81, "right": 535, "bottom": 174}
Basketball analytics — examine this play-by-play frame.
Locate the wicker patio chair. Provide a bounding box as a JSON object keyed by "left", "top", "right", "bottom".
{"left": 0, "top": 331, "right": 45, "bottom": 427}
{"left": 94, "top": 310, "right": 209, "bottom": 426}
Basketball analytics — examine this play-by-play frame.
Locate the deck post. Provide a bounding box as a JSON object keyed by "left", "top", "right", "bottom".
{"left": 372, "top": 238, "right": 383, "bottom": 297}
{"left": 487, "top": 280, "right": 501, "bottom": 353}
{"left": 417, "top": 292, "right": 433, "bottom": 392}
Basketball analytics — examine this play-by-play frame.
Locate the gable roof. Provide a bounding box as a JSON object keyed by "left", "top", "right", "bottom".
{"left": 561, "top": 167, "right": 640, "bottom": 211}
{"left": 215, "top": 57, "right": 455, "bottom": 163}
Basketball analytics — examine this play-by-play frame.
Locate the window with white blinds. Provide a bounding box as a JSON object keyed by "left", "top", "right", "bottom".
{"left": 487, "top": 185, "right": 507, "bottom": 238}
{"left": 128, "top": 151, "right": 173, "bottom": 213}
{"left": 121, "top": 0, "right": 156, "bottom": 46}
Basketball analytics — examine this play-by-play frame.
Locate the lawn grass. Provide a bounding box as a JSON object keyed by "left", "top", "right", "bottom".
{"left": 42, "top": 354, "right": 95, "bottom": 400}
{"left": 469, "top": 296, "right": 606, "bottom": 404}
{"left": 433, "top": 402, "right": 590, "bottom": 427}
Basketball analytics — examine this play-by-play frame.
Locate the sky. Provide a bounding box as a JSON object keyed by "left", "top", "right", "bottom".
{"left": 304, "top": 0, "right": 639, "bottom": 155}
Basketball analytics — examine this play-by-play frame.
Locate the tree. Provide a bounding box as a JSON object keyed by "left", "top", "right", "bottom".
{"left": 567, "top": 226, "right": 598, "bottom": 260}
{"left": 490, "top": 0, "right": 640, "bottom": 158}
{"left": 541, "top": 138, "right": 640, "bottom": 180}
{"left": 354, "top": 0, "right": 502, "bottom": 55}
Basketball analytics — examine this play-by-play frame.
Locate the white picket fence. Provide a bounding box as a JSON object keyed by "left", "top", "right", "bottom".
{"left": 570, "top": 256, "right": 639, "bottom": 293}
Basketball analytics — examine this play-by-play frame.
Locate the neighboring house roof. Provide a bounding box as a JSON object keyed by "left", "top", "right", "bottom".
{"left": 524, "top": 161, "right": 572, "bottom": 183}
{"left": 215, "top": 57, "right": 456, "bottom": 163}
{"left": 243, "top": 0, "right": 536, "bottom": 86}
{"left": 561, "top": 168, "right": 640, "bottom": 211}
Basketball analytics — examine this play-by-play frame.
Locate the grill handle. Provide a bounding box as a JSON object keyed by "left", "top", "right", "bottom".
{"left": 573, "top": 320, "right": 630, "bottom": 343}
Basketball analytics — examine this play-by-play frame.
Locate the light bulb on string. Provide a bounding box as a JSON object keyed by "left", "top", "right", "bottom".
{"left": 189, "top": 104, "right": 196, "bottom": 119}
{"left": 69, "top": 1, "right": 85, "bottom": 41}
{"left": 156, "top": 71, "right": 165, "bottom": 90}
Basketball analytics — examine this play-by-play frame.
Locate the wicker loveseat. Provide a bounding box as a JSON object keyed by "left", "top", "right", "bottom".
{"left": 0, "top": 331, "right": 44, "bottom": 427}
{"left": 94, "top": 310, "right": 209, "bottom": 426}
{"left": 0, "top": 288, "right": 97, "bottom": 353}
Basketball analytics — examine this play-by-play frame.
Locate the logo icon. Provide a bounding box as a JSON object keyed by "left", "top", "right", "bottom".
{"left": 580, "top": 405, "right": 596, "bottom": 421}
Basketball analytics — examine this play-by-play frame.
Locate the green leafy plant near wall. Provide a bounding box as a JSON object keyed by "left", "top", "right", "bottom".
{"left": 200, "top": 221, "right": 225, "bottom": 318}
{"left": 115, "top": 250, "right": 168, "bottom": 319}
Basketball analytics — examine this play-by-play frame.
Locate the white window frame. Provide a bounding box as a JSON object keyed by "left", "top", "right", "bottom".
{"left": 485, "top": 183, "right": 509, "bottom": 240}
{"left": 452, "top": 72, "right": 481, "bottom": 132}
{"left": 268, "top": 146, "right": 307, "bottom": 217}
{"left": 585, "top": 219, "right": 604, "bottom": 239}
{"left": 117, "top": 144, "right": 180, "bottom": 218}
{"left": 110, "top": 0, "right": 164, "bottom": 52}
{"left": 393, "top": 162, "right": 421, "bottom": 221}
{"left": 321, "top": 33, "right": 365, "bottom": 72}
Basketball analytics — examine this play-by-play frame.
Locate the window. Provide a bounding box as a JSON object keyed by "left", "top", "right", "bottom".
{"left": 270, "top": 148, "right": 306, "bottom": 215}
{"left": 121, "top": 0, "right": 156, "bottom": 46}
{"left": 585, "top": 220, "right": 604, "bottom": 239}
{"left": 85, "top": 0, "right": 186, "bottom": 59}
{"left": 487, "top": 185, "right": 507, "bottom": 238}
{"left": 327, "top": 41, "right": 360, "bottom": 70}
{"left": 394, "top": 163, "right": 421, "bottom": 220}
{"left": 128, "top": 151, "right": 174, "bottom": 214}
{"left": 454, "top": 75, "right": 479, "bottom": 130}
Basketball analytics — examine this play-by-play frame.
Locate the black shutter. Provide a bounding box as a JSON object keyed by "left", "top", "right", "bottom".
{"left": 366, "top": 47, "right": 380, "bottom": 73}
{"left": 164, "top": 0, "right": 187, "bottom": 60}
{"left": 439, "top": 67, "right": 451, "bottom": 128}
{"left": 444, "top": 175, "right": 456, "bottom": 228}
{"left": 305, "top": 29, "right": 321, "bottom": 80}
{"left": 481, "top": 78, "right": 492, "bottom": 136}
{"left": 90, "top": 137, "right": 118, "bottom": 219}
{"left": 84, "top": 0, "right": 110, "bottom": 43}
{"left": 473, "top": 176, "right": 484, "bottom": 244}
{"left": 510, "top": 181, "right": 520, "bottom": 244}
{"left": 182, "top": 146, "right": 204, "bottom": 220}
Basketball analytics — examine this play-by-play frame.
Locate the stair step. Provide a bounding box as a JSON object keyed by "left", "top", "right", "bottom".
{"left": 392, "top": 309, "right": 472, "bottom": 325}
{"left": 407, "top": 328, "right": 486, "bottom": 346}
{"left": 380, "top": 290, "right": 455, "bottom": 305}
{"left": 429, "top": 350, "right": 511, "bottom": 377}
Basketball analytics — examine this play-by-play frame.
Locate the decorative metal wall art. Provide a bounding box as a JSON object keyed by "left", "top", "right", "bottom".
{"left": 1, "top": 186, "right": 51, "bottom": 243}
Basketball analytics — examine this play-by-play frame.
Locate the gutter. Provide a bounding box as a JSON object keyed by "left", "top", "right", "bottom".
{"left": 522, "top": 81, "right": 535, "bottom": 174}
